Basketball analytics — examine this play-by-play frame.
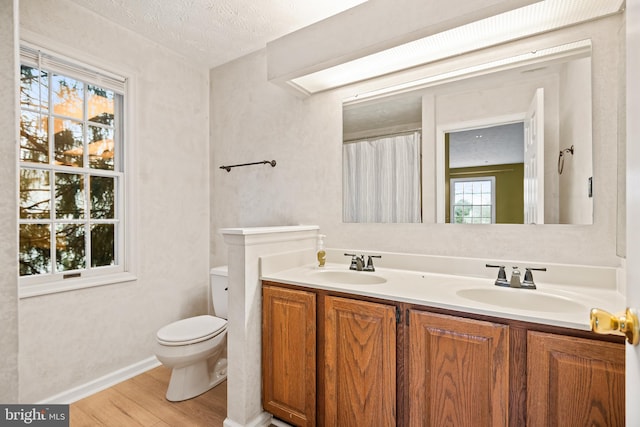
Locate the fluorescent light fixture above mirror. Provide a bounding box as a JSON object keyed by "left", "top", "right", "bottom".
{"left": 278, "top": 0, "right": 623, "bottom": 95}
{"left": 343, "top": 38, "right": 592, "bottom": 103}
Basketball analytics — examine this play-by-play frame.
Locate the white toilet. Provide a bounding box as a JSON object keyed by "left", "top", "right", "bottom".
{"left": 154, "top": 266, "right": 229, "bottom": 401}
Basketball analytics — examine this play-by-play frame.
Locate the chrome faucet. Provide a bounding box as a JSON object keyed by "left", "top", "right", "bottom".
{"left": 345, "top": 254, "right": 382, "bottom": 271}
{"left": 486, "top": 264, "right": 546, "bottom": 289}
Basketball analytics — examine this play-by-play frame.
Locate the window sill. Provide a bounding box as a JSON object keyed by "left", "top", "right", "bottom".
{"left": 19, "top": 272, "right": 137, "bottom": 299}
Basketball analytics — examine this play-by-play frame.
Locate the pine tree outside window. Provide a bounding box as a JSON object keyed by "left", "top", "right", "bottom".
{"left": 18, "top": 44, "right": 132, "bottom": 296}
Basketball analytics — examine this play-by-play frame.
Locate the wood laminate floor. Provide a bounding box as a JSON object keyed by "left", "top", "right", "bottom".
{"left": 70, "top": 366, "right": 227, "bottom": 426}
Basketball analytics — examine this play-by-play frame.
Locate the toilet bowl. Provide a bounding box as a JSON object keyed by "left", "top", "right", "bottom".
{"left": 154, "top": 266, "right": 229, "bottom": 401}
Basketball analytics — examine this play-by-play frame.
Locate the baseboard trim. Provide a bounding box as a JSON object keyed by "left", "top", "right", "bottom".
{"left": 270, "top": 418, "right": 293, "bottom": 427}
{"left": 223, "top": 411, "right": 273, "bottom": 427}
{"left": 38, "top": 356, "right": 161, "bottom": 404}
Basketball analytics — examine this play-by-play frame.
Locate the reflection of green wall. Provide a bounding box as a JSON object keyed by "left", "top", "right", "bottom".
{"left": 446, "top": 163, "right": 525, "bottom": 224}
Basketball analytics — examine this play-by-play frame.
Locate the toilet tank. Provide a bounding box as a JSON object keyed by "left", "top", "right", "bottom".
{"left": 210, "top": 266, "right": 228, "bottom": 319}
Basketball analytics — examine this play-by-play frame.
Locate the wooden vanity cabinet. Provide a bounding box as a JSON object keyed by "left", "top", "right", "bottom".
{"left": 407, "top": 310, "right": 509, "bottom": 427}
{"left": 261, "top": 282, "right": 625, "bottom": 427}
{"left": 262, "top": 285, "right": 317, "bottom": 427}
{"left": 323, "top": 296, "right": 397, "bottom": 427}
{"left": 262, "top": 284, "right": 398, "bottom": 427}
{"left": 527, "top": 331, "right": 625, "bottom": 427}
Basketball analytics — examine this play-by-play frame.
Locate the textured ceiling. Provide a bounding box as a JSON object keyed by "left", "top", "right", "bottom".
{"left": 68, "top": 0, "right": 367, "bottom": 69}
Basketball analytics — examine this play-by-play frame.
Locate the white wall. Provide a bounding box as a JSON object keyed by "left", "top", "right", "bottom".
{"left": 210, "top": 14, "right": 624, "bottom": 268}
{"left": 559, "top": 57, "right": 594, "bottom": 224}
{"left": 16, "top": 0, "right": 210, "bottom": 402}
{"left": 0, "top": 0, "right": 19, "bottom": 404}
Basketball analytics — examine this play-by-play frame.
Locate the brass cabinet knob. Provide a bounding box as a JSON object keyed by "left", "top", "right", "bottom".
{"left": 590, "top": 307, "right": 639, "bottom": 346}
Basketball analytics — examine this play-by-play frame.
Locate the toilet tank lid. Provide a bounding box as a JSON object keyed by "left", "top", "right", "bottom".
{"left": 210, "top": 265, "right": 228, "bottom": 276}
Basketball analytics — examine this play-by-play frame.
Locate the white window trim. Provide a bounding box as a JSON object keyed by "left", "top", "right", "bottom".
{"left": 450, "top": 176, "right": 497, "bottom": 224}
{"left": 18, "top": 35, "right": 137, "bottom": 298}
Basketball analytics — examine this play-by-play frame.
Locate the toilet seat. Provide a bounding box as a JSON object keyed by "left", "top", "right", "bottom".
{"left": 157, "top": 315, "right": 227, "bottom": 346}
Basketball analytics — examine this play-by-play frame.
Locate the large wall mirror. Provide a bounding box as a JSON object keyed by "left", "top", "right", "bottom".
{"left": 343, "top": 40, "right": 593, "bottom": 225}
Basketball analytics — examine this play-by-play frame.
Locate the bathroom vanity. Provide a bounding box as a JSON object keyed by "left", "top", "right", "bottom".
{"left": 260, "top": 252, "right": 625, "bottom": 427}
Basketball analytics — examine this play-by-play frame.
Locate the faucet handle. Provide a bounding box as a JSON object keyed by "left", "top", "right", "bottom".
{"left": 364, "top": 255, "right": 382, "bottom": 272}
{"left": 344, "top": 253, "right": 358, "bottom": 270}
{"left": 344, "top": 253, "right": 365, "bottom": 270}
{"left": 523, "top": 267, "right": 547, "bottom": 288}
{"left": 486, "top": 264, "right": 509, "bottom": 287}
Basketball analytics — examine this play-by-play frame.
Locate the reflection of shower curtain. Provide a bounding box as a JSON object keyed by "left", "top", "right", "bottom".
{"left": 343, "top": 131, "right": 421, "bottom": 223}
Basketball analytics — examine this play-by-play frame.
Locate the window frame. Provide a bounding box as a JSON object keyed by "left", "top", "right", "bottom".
{"left": 18, "top": 40, "right": 136, "bottom": 298}
{"left": 450, "top": 176, "right": 496, "bottom": 224}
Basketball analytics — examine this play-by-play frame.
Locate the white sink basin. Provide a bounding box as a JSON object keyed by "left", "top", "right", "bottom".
{"left": 308, "top": 270, "right": 387, "bottom": 285}
{"left": 456, "top": 288, "right": 586, "bottom": 313}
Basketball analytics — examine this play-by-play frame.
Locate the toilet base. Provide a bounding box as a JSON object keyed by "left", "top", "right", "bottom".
{"left": 166, "top": 358, "right": 227, "bottom": 402}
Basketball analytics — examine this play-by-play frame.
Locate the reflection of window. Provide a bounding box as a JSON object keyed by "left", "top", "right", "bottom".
{"left": 450, "top": 177, "right": 495, "bottom": 224}
{"left": 19, "top": 45, "right": 128, "bottom": 294}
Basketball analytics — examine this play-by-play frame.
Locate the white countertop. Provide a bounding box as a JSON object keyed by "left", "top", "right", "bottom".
{"left": 261, "top": 262, "right": 625, "bottom": 331}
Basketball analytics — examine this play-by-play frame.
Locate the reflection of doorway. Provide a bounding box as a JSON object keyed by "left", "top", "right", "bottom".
{"left": 442, "top": 121, "right": 526, "bottom": 224}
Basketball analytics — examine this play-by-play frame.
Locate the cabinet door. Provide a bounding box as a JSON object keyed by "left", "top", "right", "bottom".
{"left": 262, "top": 285, "right": 316, "bottom": 427}
{"left": 408, "top": 310, "right": 509, "bottom": 427}
{"left": 527, "top": 331, "right": 625, "bottom": 427}
{"left": 323, "top": 296, "right": 396, "bottom": 426}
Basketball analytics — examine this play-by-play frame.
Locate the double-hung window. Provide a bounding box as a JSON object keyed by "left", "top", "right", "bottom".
{"left": 450, "top": 177, "right": 496, "bottom": 224}
{"left": 18, "top": 44, "right": 130, "bottom": 295}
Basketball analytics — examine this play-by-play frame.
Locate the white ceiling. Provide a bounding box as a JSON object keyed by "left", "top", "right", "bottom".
{"left": 68, "top": 0, "right": 367, "bottom": 70}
